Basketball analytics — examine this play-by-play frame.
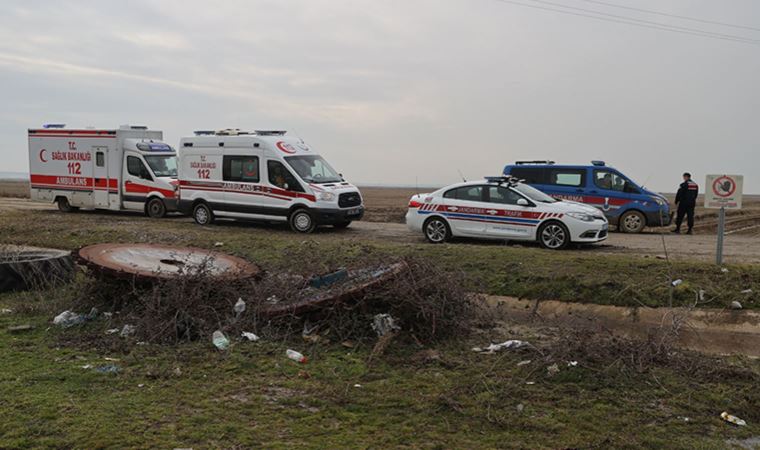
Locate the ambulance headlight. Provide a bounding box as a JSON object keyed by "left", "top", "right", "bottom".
{"left": 317, "top": 192, "right": 336, "bottom": 202}
{"left": 567, "top": 212, "right": 594, "bottom": 222}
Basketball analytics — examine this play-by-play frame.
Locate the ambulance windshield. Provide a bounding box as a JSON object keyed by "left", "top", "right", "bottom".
{"left": 144, "top": 155, "right": 178, "bottom": 178}
{"left": 285, "top": 155, "right": 342, "bottom": 183}
{"left": 513, "top": 183, "right": 558, "bottom": 203}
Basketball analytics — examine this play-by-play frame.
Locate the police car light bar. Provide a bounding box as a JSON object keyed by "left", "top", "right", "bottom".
{"left": 42, "top": 123, "right": 66, "bottom": 129}
{"left": 485, "top": 176, "right": 522, "bottom": 187}
{"left": 515, "top": 160, "right": 555, "bottom": 165}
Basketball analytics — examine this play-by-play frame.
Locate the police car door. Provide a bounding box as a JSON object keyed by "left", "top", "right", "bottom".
{"left": 440, "top": 185, "right": 488, "bottom": 236}
{"left": 483, "top": 185, "right": 534, "bottom": 238}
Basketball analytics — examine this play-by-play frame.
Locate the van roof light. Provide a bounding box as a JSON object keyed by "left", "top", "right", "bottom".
{"left": 42, "top": 123, "right": 66, "bottom": 129}
{"left": 591, "top": 160, "right": 606, "bottom": 166}
{"left": 515, "top": 160, "right": 554, "bottom": 165}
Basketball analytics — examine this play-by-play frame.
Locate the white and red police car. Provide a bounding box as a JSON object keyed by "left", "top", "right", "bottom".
{"left": 406, "top": 177, "right": 608, "bottom": 249}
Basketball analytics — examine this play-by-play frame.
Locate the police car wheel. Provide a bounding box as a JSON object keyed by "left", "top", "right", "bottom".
{"left": 424, "top": 217, "right": 450, "bottom": 243}
{"left": 620, "top": 211, "right": 645, "bottom": 233}
{"left": 538, "top": 221, "right": 569, "bottom": 250}
{"left": 146, "top": 198, "right": 166, "bottom": 219}
{"left": 290, "top": 209, "right": 316, "bottom": 233}
{"left": 193, "top": 203, "right": 214, "bottom": 225}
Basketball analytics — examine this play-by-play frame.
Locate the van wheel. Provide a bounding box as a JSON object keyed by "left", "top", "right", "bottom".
{"left": 56, "top": 198, "right": 78, "bottom": 213}
{"left": 146, "top": 198, "right": 167, "bottom": 218}
{"left": 289, "top": 209, "right": 316, "bottom": 233}
{"left": 619, "top": 210, "right": 646, "bottom": 233}
{"left": 333, "top": 221, "right": 351, "bottom": 229}
{"left": 423, "top": 217, "right": 451, "bottom": 243}
{"left": 538, "top": 221, "right": 569, "bottom": 250}
{"left": 193, "top": 203, "right": 214, "bottom": 225}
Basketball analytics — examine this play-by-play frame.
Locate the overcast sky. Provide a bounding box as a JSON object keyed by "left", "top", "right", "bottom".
{"left": 1, "top": 0, "right": 758, "bottom": 193}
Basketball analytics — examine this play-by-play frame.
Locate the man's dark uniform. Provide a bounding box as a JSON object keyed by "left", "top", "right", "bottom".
{"left": 674, "top": 178, "right": 698, "bottom": 233}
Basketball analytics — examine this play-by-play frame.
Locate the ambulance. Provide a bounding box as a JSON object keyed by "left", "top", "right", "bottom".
{"left": 28, "top": 124, "right": 178, "bottom": 217}
{"left": 177, "top": 129, "right": 364, "bottom": 233}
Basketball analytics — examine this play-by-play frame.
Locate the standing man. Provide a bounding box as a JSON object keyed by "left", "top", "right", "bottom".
{"left": 673, "top": 172, "right": 698, "bottom": 234}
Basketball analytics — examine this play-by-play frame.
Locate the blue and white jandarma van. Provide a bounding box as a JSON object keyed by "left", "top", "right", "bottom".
{"left": 503, "top": 161, "right": 670, "bottom": 233}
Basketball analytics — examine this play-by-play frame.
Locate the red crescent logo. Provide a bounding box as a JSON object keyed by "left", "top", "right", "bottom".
{"left": 39, "top": 149, "right": 48, "bottom": 162}
{"left": 276, "top": 141, "right": 296, "bottom": 154}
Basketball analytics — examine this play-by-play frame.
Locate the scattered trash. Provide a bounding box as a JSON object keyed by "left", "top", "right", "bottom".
{"left": 105, "top": 328, "right": 120, "bottom": 335}
{"left": 86, "top": 307, "right": 98, "bottom": 320}
{"left": 516, "top": 403, "right": 525, "bottom": 413}
{"left": 698, "top": 290, "right": 706, "bottom": 301}
{"left": 546, "top": 363, "right": 560, "bottom": 377}
{"left": 678, "top": 416, "right": 691, "bottom": 422}
{"left": 353, "top": 384, "right": 362, "bottom": 388}
{"left": 741, "top": 289, "right": 753, "bottom": 294}
{"left": 80, "top": 364, "right": 93, "bottom": 369}
{"left": 526, "top": 381, "right": 535, "bottom": 385}
{"left": 173, "top": 367, "right": 182, "bottom": 376}
{"left": 234, "top": 298, "right": 246, "bottom": 315}
{"left": 7, "top": 324, "right": 34, "bottom": 333}
{"left": 104, "top": 357, "right": 120, "bottom": 362}
{"left": 371, "top": 313, "right": 400, "bottom": 337}
{"left": 308, "top": 268, "right": 348, "bottom": 289}
{"left": 212, "top": 330, "right": 229, "bottom": 350}
{"left": 214, "top": 242, "right": 224, "bottom": 247}
{"left": 567, "top": 361, "right": 578, "bottom": 367}
{"left": 517, "top": 360, "right": 532, "bottom": 367}
{"left": 721, "top": 268, "right": 729, "bottom": 273}
{"left": 472, "top": 340, "right": 530, "bottom": 353}
{"left": 138, "top": 384, "right": 145, "bottom": 388}
{"left": 53, "top": 310, "right": 85, "bottom": 328}
{"left": 103, "top": 312, "right": 113, "bottom": 318}
{"left": 721, "top": 411, "right": 747, "bottom": 426}
{"left": 120, "top": 324, "right": 136, "bottom": 337}
{"left": 241, "top": 331, "right": 259, "bottom": 342}
{"left": 0, "top": 308, "right": 12, "bottom": 314}
{"left": 286, "top": 349, "right": 307, "bottom": 364}
{"left": 341, "top": 341, "right": 356, "bottom": 349}
{"left": 731, "top": 301, "right": 743, "bottom": 310}
{"left": 671, "top": 279, "right": 683, "bottom": 287}
{"left": 95, "top": 364, "right": 120, "bottom": 374}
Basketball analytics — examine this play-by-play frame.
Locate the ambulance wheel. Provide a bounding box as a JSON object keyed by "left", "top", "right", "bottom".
{"left": 146, "top": 198, "right": 167, "bottom": 219}
{"left": 56, "top": 197, "right": 78, "bottom": 213}
{"left": 192, "top": 203, "right": 214, "bottom": 225}
{"left": 538, "top": 221, "right": 570, "bottom": 250}
{"left": 333, "top": 221, "right": 352, "bottom": 229}
{"left": 289, "top": 209, "right": 316, "bottom": 233}
{"left": 619, "top": 210, "right": 646, "bottom": 233}
{"left": 423, "top": 217, "right": 451, "bottom": 243}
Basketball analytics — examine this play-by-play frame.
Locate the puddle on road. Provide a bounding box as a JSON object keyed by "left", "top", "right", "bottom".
{"left": 485, "top": 296, "right": 760, "bottom": 357}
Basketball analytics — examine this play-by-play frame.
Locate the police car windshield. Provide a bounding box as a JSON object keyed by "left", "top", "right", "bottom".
{"left": 513, "top": 183, "right": 558, "bottom": 203}
{"left": 144, "top": 155, "right": 177, "bottom": 178}
{"left": 285, "top": 155, "right": 342, "bottom": 183}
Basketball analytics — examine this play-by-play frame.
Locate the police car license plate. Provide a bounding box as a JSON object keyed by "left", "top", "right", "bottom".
{"left": 347, "top": 207, "right": 362, "bottom": 216}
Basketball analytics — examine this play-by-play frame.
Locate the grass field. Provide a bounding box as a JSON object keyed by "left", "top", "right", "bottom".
{"left": 2, "top": 209, "right": 760, "bottom": 448}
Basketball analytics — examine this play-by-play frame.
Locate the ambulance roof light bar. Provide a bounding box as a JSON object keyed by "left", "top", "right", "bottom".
{"left": 42, "top": 124, "right": 66, "bottom": 129}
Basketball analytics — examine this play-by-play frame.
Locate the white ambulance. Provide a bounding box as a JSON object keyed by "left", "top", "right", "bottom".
{"left": 28, "top": 124, "right": 179, "bottom": 217}
{"left": 177, "top": 129, "right": 364, "bottom": 233}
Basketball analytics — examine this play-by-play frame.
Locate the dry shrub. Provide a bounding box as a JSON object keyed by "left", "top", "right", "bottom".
{"left": 69, "top": 255, "right": 484, "bottom": 347}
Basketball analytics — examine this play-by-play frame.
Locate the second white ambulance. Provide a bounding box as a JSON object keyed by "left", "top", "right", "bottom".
{"left": 178, "top": 129, "right": 364, "bottom": 233}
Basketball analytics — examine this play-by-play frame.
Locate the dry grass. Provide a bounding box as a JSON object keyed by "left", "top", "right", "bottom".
{"left": 0, "top": 180, "right": 29, "bottom": 198}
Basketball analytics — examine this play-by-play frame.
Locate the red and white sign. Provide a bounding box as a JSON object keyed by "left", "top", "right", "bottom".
{"left": 705, "top": 174, "right": 743, "bottom": 209}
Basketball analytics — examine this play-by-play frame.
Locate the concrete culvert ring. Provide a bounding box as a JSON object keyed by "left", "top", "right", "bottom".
{"left": 0, "top": 245, "right": 74, "bottom": 292}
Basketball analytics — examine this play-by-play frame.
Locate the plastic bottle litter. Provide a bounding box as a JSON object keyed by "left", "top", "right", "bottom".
{"left": 214, "top": 242, "right": 224, "bottom": 247}
{"left": 53, "top": 310, "right": 85, "bottom": 328}
{"left": 212, "top": 330, "right": 230, "bottom": 350}
{"left": 698, "top": 290, "right": 706, "bottom": 301}
{"left": 671, "top": 279, "right": 683, "bottom": 287}
{"left": 241, "top": 331, "right": 259, "bottom": 342}
{"left": 286, "top": 349, "right": 308, "bottom": 364}
{"left": 371, "top": 313, "right": 400, "bottom": 337}
{"left": 120, "top": 324, "right": 136, "bottom": 337}
{"left": 721, "top": 411, "right": 747, "bottom": 426}
{"left": 731, "top": 301, "right": 743, "bottom": 310}
{"left": 472, "top": 340, "right": 530, "bottom": 353}
{"left": 234, "top": 298, "right": 246, "bottom": 314}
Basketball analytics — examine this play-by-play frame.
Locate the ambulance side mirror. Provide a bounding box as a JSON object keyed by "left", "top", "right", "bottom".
{"left": 517, "top": 198, "right": 530, "bottom": 207}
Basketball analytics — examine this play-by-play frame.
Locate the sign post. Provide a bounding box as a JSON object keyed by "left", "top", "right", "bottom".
{"left": 704, "top": 174, "right": 743, "bottom": 265}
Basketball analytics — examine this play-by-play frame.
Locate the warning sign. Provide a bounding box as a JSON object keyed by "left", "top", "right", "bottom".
{"left": 705, "top": 174, "right": 743, "bottom": 209}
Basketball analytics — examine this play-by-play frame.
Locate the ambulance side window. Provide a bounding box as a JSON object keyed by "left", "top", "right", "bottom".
{"left": 267, "top": 160, "right": 304, "bottom": 192}
{"left": 224, "top": 156, "right": 259, "bottom": 183}
{"left": 127, "top": 156, "right": 152, "bottom": 181}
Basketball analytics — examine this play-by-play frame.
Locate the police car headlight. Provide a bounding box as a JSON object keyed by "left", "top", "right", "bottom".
{"left": 317, "top": 192, "right": 336, "bottom": 201}
{"left": 567, "top": 212, "right": 594, "bottom": 222}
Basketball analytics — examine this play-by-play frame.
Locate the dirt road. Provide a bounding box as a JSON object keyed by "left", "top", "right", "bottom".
{"left": 2, "top": 196, "right": 758, "bottom": 263}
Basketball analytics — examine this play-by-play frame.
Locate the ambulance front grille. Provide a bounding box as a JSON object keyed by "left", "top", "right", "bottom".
{"left": 338, "top": 192, "right": 362, "bottom": 208}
